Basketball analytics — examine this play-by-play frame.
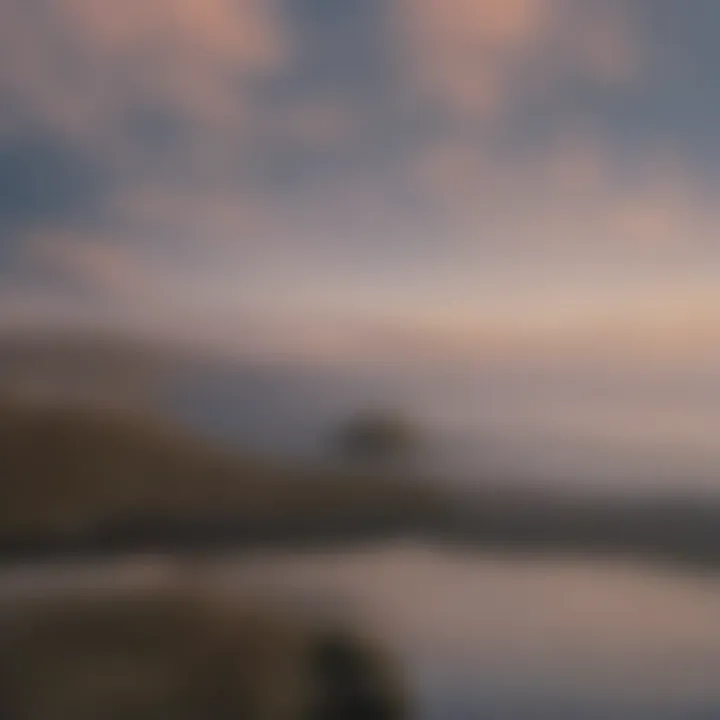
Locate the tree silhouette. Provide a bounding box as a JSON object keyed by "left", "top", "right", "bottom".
{"left": 332, "top": 410, "right": 418, "bottom": 467}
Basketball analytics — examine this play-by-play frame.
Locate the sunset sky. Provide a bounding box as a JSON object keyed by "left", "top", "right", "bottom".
{"left": 1, "top": 1, "right": 720, "bottom": 464}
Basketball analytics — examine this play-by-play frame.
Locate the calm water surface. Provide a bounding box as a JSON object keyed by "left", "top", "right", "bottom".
{"left": 2, "top": 543, "right": 720, "bottom": 719}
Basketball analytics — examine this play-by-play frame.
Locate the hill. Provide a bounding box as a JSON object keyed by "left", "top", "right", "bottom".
{"left": 0, "top": 394, "right": 443, "bottom": 558}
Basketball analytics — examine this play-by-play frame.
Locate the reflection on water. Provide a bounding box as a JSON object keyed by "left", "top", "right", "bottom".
{"left": 3, "top": 543, "right": 720, "bottom": 719}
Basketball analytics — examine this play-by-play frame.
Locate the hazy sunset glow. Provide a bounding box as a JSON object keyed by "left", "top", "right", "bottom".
{"left": 2, "top": 0, "right": 720, "bottom": 475}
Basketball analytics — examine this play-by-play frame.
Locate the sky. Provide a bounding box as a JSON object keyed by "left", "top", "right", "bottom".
{"left": 1, "top": 0, "right": 720, "bottom": 464}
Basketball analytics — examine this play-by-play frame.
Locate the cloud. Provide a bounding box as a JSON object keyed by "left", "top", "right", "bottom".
{"left": 560, "top": 2, "right": 645, "bottom": 87}
{"left": 0, "top": 0, "right": 718, "bottom": 385}
{"left": 27, "top": 233, "right": 155, "bottom": 302}
{"left": 393, "top": 0, "right": 552, "bottom": 116}
{"left": 60, "top": 0, "right": 283, "bottom": 67}
{"left": 392, "top": 0, "right": 645, "bottom": 120}
{"left": 0, "top": 0, "right": 289, "bottom": 157}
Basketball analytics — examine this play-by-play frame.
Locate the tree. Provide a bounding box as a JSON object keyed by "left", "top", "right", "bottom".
{"left": 332, "top": 410, "right": 419, "bottom": 467}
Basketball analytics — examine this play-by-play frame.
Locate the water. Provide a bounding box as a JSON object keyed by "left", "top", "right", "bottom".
{"left": 3, "top": 543, "right": 720, "bottom": 718}
{"left": 170, "top": 364, "right": 720, "bottom": 493}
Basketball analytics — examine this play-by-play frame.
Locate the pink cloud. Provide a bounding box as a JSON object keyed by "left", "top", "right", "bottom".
{"left": 392, "top": 0, "right": 645, "bottom": 119}
{"left": 394, "top": 0, "right": 553, "bottom": 117}
{"left": 28, "top": 234, "right": 155, "bottom": 301}
{"left": 60, "top": 0, "right": 283, "bottom": 68}
{"left": 0, "top": 0, "right": 289, "bottom": 147}
{"left": 559, "top": 2, "right": 645, "bottom": 87}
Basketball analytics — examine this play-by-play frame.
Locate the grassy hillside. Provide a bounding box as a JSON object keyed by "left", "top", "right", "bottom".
{"left": 3, "top": 393, "right": 720, "bottom": 570}
{"left": 0, "top": 394, "right": 443, "bottom": 553}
